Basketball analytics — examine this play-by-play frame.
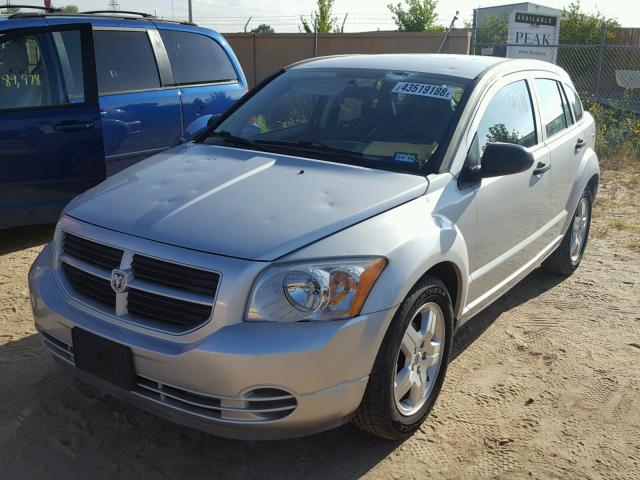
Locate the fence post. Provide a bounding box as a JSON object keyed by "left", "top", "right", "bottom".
{"left": 313, "top": 17, "right": 318, "bottom": 57}
{"left": 594, "top": 21, "right": 607, "bottom": 98}
{"left": 471, "top": 9, "right": 477, "bottom": 55}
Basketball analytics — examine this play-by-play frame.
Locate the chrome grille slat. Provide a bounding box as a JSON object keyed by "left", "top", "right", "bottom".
{"left": 58, "top": 231, "right": 219, "bottom": 333}
{"left": 59, "top": 253, "right": 111, "bottom": 281}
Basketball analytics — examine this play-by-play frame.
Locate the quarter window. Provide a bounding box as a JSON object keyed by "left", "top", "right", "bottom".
{"left": 563, "top": 85, "right": 584, "bottom": 122}
{"left": 535, "top": 79, "right": 569, "bottom": 138}
{"left": 93, "top": 31, "right": 160, "bottom": 94}
{"left": 159, "top": 30, "right": 237, "bottom": 85}
{"left": 476, "top": 80, "right": 537, "bottom": 153}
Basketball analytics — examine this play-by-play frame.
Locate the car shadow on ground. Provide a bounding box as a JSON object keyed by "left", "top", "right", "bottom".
{"left": 0, "top": 224, "right": 55, "bottom": 256}
{"left": 1, "top": 226, "right": 568, "bottom": 479}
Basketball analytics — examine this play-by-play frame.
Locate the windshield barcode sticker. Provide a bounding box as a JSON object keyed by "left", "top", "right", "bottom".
{"left": 392, "top": 82, "right": 454, "bottom": 100}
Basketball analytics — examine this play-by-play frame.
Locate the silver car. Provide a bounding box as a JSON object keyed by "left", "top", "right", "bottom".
{"left": 29, "top": 54, "right": 599, "bottom": 440}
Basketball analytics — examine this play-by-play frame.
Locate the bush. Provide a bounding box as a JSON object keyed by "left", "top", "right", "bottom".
{"left": 582, "top": 95, "right": 640, "bottom": 167}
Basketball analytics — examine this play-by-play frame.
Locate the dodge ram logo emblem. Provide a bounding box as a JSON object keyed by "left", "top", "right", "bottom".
{"left": 110, "top": 269, "right": 128, "bottom": 293}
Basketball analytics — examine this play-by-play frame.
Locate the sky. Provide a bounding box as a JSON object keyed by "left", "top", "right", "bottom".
{"left": 6, "top": 0, "right": 640, "bottom": 31}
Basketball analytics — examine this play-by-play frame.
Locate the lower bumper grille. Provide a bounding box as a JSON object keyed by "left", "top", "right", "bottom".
{"left": 38, "top": 331, "right": 297, "bottom": 424}
{"left": 135, "top": 378, "right": 297, "bottom": 422}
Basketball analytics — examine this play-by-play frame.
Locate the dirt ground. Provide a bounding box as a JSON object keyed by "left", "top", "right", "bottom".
{"left": 1, "top": 169, "right": 639, "bottom": 480}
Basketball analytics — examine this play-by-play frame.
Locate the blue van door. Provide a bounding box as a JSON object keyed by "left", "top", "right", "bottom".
{"left": 0, "top": 23, "right": 104, "bottom": 229}
{"left": 92, "top": 28, "right": 182, "bottom": 175}
{"left": 157, "top": 29, "right": 246, "bottom": 138}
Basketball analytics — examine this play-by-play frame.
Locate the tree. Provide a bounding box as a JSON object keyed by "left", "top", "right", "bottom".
{"left": 560, "top": 1, "right": 619, "bottom": 44}
{"left": 251, "top": 23, "right": 275, "bottom": 34}
{"left": 61, "top": 5, "right": 79, "bottom": 13}
{"left": 1, "top": 6, "right": 21, "bottom": 14}
{"left": 475, "top": 13, "right": 508, "bottom": 45}
{"left": 300, "top": 0, "right": 339, "bottom": 33}
{"left": 387, "top": 0, "right": 444, "bottom": 32}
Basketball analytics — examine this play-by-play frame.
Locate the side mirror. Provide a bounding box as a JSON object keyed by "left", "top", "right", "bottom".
{"left": 207, "top": 113, "right": 223, "bottom": 130}
{"left": 480, "top": 142, "right": 534, "bottom": 178}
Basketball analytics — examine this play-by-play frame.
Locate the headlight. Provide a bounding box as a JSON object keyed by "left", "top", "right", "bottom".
{"left": 246, "top": 257, "right": 387, "bottom": 322}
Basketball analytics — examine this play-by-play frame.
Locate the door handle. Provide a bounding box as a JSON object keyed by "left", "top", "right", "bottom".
{"left": 575, "top": 138, "right": 586, "bottom": 151}
{"left": 533, "top": 161, "right": 551, "bottom": 175}
{"left": 53, "top": 121, "right": 95, "bottom": 133}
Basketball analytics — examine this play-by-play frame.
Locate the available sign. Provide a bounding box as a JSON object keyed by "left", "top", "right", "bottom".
{"left": 506, "top": 11, "right": 561, "bottom": 64}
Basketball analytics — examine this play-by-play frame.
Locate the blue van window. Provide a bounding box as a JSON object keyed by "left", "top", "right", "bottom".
{"left": 52, "top": 30, "right": 85, "bottom": 103}
{"left": 94, "top": 30, "right": 160, "bottom": 94}
{"left": 159, "top": 30, "right": 237, "bottom": 85}
{"left": 0, "top": 32, "right": 72, "bottom": 110}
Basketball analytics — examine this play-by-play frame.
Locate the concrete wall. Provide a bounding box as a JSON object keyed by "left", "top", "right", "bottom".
{"left": 223, "top": 31, "right": 471, "bottom": 86}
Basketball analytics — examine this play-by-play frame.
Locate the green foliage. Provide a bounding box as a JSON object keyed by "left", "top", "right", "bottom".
{"left": 485, "top": 123, "right": 522, "bottom": 145}
{"left": 251, "top": 23, "right": 275, "bottom": 34}
{"left": 582, "top": 93, "right": 640, "bottom": 160}
{"left": 61, "top": 5, "right": 79, "bottom": 14}
{"left": 1, "top": 6, "right": 20, "bottom": 14}
{"left": 560, "top": 1, "right": 619, "bottom": 45}
{"left": 475, "top": 14, "right": 508, "bottom": 45}
{"left": 300, "top": 0, "right": 339, "bottom": 33}
{"left": 387, "top": 0, "right": 444, "bottom": 32}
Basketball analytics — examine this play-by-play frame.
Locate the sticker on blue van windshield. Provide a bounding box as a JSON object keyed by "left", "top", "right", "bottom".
{"left": 392, "top": 82, "right": 454, "bottom": 100}
{"left": 394, "top": 152, "right": 418, "bottom": 163}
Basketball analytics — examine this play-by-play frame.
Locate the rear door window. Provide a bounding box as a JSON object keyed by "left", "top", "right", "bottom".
{"left": 159, "top": 30, "right": 237, "bottom": 85}
{"left": 93, "top": 30, "right": 160, "bottom": 94}
{"left": 535, "top": 79, "right": 569, "bottom": 138}
{"left": 476, "top": 79, "right": 537, "bottom": 153}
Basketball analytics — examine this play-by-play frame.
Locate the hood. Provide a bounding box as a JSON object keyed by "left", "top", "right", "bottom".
{"left": 66, "top": 144, "right": 428, "bottom": 261}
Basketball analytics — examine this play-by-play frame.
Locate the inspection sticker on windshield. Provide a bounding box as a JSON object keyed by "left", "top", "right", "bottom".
{"left": 394, "top": 152, "right": 418, "bottom": 163}
{"left": 392, "top": 82, "right": 454, "bottom": 100}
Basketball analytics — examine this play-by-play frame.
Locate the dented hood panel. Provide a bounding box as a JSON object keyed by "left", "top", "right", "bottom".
{"left": 65, "top": 144, "right": 428, "bottom": 261}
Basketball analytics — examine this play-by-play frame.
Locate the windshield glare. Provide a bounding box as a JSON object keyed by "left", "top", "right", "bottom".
{"left": 210, "top": 68, "right": 467, "bottom": 173}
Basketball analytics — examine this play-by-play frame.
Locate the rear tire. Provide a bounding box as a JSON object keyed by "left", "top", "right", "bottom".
{"left": 543, "top": 188, "right": 592, "bottom": 276}
{"left": 352, "top": 276, "right": 453, "bottom": 440}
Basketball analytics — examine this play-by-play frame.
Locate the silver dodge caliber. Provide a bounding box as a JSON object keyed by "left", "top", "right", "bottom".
{"left": 29, "top": 54, "right": 599, "bottom": 440}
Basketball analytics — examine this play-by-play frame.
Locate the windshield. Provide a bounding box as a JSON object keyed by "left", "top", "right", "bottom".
{"left": 204, "top": 68, "right": 468, "bottom": 174}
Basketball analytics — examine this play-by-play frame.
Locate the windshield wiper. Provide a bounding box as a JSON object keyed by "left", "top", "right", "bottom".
{"left": 254, "top": 139, "right": 369, "bottom": 160}
{"left": 209, "top": 130, "right": 266, "bottom": 151}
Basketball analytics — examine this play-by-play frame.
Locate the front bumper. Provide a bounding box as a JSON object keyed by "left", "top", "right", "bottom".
{"left": 29, "top": 244, "right": 397, "bottom": 440}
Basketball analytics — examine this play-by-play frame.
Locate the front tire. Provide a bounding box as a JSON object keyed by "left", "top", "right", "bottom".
{"left": 543, "top": 188, "right": 592, "bottom": 275}
{"left": 353, "top": 276, "right": 453, "bottom": 440}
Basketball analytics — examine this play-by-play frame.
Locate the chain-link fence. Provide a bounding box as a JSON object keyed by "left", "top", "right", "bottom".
{"left": 472, "top": 42, "right": 640, "bottom": 113}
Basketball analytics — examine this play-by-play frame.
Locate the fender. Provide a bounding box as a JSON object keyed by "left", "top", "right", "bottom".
{"left": 283, "top": 186, "right": 472, "bottom": 321}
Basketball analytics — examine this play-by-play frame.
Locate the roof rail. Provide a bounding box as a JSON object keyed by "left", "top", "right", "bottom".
{"left": 80, "top": 10, "right": 154, "bottom": 18}
{"left": 1, "top": 4, "right": 61, "bottom": 12}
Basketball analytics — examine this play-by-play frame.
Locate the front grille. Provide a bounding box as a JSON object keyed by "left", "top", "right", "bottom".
{"left": 62, "top": 262, "right": 116, "bottom": 306}
{"left": 127, "top": 288, "right": 213, "bottom": 328}
{"left": 132, "top": 255, "right": 219, "bottom": 296}
{"left": 63, "top": 233, "right": 123, "bottom": 270}
{"left": 58, "top": 231, "right": 219, "bottom": 333}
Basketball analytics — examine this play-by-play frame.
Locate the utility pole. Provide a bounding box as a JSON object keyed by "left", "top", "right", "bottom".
{"left": 341, "top": 13, "right": 348, "bottom": 33}
{"left": 188, "top": 0, "right": 192, "bottom": 23}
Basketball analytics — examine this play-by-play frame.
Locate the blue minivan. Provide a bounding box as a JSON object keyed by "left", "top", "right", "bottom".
{"left": 0, "top": 9, "right": 247, "bottom": 229}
